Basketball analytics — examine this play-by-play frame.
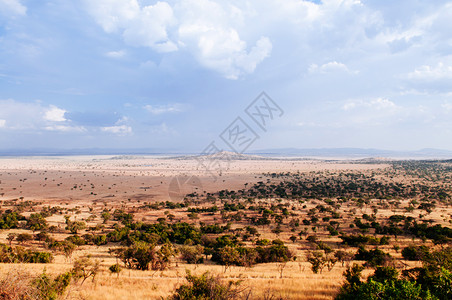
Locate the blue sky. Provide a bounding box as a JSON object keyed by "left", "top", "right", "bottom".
{"left": 1, "top": 0, "right": 452, "bottom": 152}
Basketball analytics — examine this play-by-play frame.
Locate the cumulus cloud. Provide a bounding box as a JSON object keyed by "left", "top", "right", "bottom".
{"left": 84, "top": 0, "right": 177, "bottom": 53}
{"left": 101, "top": 116, "right": 132, "bottom": 135}
{"left": 44, "top": 105, "right": 67, "bottom": 122}
{"left": 101, "top": 125, "right": 132, "bottom": 135}
{"left": 343, "top": 98, "right": 397, "bottom": 111}
{"left": 309, "top": 61, "right": 357, "bottom": 74}
{"left": 144, "top": 104, "right": 184, "bottom": 115}
{"left": 0, "top": 0, "right": 26, "bottom": 17}
{"left": 44, "top": 125, "right": 86, "bottom": 132}
{"left": 83, "top": 0, "right": 271, "bottom": 79}
{"left": 0, "top": 99, "right": 49, "bottom": 130}
{"left": 105, "top": 50, "right": 126, "bottom": 58}
{"left": 0, "top": 100, "right": 85, "bottom": 133}
{"left": 176, "top": 0, "right": 272, "bottom": 79}
{"left": 406, "top": 62, "right": 452, "bottom": 80}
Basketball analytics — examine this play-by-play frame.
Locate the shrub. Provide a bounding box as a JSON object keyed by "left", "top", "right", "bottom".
{"left": 169, "top": 271, "right": 245, "bottom": 300}
{"left": 26, "top": 213, "right": 48, "bottom": 232}
{"left": 354, "top": 246, "right": 391, "bottom": 267}
{"left": 112, "top": 241, "right": 175, "bottom": 271}
{"left": 336, "top": 264, "right": 436, "bottom": 300}
{"left": 34, "top": 270, "right": 71, "bottom": 300}
{"left": 336, "top": 279, "right": 436, "bottom": 300}
{"left": 71, "top": 255, "right": 100, "bottom": 285}
{"left": 0, "top": 243, "right": 53, "bottom": 263}
{"left": 179, "top": 245, "right": 204, "bottom": 264}
{"left": 401, "top": 245, "right": 430, "bottom": 261}
{"left": 0, "top": 269, "right": 70, "bottom": 300}
{"left": 109, "top": 264, "right": 122, "bottom": 277}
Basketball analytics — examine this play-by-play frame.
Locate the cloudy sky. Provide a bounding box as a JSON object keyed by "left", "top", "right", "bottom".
{"left": 1, "top": 0, "right": 452, "bottom": 152}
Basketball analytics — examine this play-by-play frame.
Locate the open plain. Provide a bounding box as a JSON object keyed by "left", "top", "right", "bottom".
{"left": 0, "top": 155, "right": 450, "bottom": 299}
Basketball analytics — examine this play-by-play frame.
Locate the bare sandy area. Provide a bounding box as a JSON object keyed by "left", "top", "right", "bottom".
{"left": 0, "top": 155, "right": 389, "bottom": 203}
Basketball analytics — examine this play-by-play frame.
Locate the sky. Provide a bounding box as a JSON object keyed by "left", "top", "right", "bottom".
{"left": 1, "top": 0, "right": 452, "bottom": 152}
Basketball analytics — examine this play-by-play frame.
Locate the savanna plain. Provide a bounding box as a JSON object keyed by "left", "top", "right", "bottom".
{"left": 0, "top": 154, "right": 451, "bottom": 299}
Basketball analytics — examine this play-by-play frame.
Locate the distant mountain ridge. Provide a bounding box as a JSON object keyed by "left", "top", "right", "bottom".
{"left": 249, "top": 148, "right": 452, "bottom": 158}
{"left": 0, "top": 147, "right": 452, "bottom": 159}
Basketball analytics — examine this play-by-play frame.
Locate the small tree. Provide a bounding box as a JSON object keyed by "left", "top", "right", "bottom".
{"left": 16, "top": 233, "right": 33, "bottom": 245}
{"left": 7, "top": 233, "right": 15, "bottom": 246}
{"left": 26, "top": 213, "right": 48, "bottom": 232}
{"left": 101, "top": 211, "right": 111, "bottom": 224}
{"left": 66, "top": 221, "right": 86, "bottom": 234}
{"left": 71, "top": 255, "right": 100, "bottom": 285}
{"left": 307, "top": 251, "right": 326, "bottom": 274}
{"left": 109, "top": 264, "right": 122, "bottom": 278}
{"left": 180, "top": 245, "right": 204, "bottom": 265}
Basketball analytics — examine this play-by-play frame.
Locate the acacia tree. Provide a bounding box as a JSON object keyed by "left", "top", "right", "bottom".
{"left": 26, "top": 213, "right": 48, "bottom": 232}
{"left": 112, "top": 241, "right": 175, "bottom": 271}
{"left": 71, "top": 255, "right": 100, "bottom": 285}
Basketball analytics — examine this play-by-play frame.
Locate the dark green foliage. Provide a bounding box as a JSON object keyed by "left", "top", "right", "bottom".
{"left": 112, "top": 241, "right": 175, "bottom": 271}
{"left": 337, "top": 278, "right": 436, "bottom": 300}
{"left": 340, "top": 234, "right": 388, "bottom": 247}
{"left": 65, "top": 235, "right": 86, "bottom": 246}
{"left": 26, "top": 213, "right": 48, "bottom": 232}
{"left": 407, "top": 223, "right": 452, "bottom": 244}
{"left": 107, "top": 222, "right": 202, "bottom": 246}
{"left": 0, "top": 243, "right": 53, "bottom": 263}
{"left": 209, "top": 238, "right": 292, "bottom": 267}
{"left": 112, "top": 209, "right": 134, "bottom": 225}
{"left": 0, "top": 211, "right": 24, "bottom": 229}
{"left": 338, "top": 247, "right": 452, "bottom": 300}
{"left": 179, "top": 245, "right": 204, "bottom": 264}
{"left": 34, "top": 270, "right": 71, "bottom": 300}
{"left": 66, "top": 221, "right": 86, "bottom": 234}
{"left": 371, "top": 266, "right": 399, "bottom": 283}
{"left": 336, "top": 264, "right": 435, "bottom": 300}
{"left": 401, "top": 245, "right": 430, "bottom": 261}
{"left": 109, "top": 264, "right": 122, "bottom": 277}
{"left": 403, "top": 247, "right": 452, "bottom": 300}
{"left": 47, "top": 240, "right": 77, "bottom": 259}
{"left": 169, "top": 271, "right": 244, "bottom": 300}
{"left": 354, "top": 246, "right": 391, "bottom": 267}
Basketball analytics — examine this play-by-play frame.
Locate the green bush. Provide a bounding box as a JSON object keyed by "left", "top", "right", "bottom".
{"left": 169, "top": 271, "right": 244, "bottom": 300}
{"left": 0, "top": 243, "right": 53, "bottom": 263}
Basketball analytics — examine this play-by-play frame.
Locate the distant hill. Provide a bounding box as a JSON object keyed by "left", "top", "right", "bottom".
{"left": 175, "top": 150, "right": 270, "bottom": 161}
{"left": 1, "top": 147, "right": 452, "bottom": 159}
{"left": 249, "top": 148, "right": 452, "bottom": 159}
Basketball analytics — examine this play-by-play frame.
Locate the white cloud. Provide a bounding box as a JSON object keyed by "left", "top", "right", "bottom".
{"left": 406, "top": 62, "right": 452, "bottom": 80}
{"left": 0, "top": 119, "right": 5, "bottom": 128}
{"left": 44, "top": 125, "right": 86, "bottom": 132}
{"left": 101, "top": 116, "right": 132, "bottom": 135}
{"left": 343, "top": 98, "right": 397, "bottom": 111}
{"left": 84, "top": 0, "right": 177, "bottom": 53}
{"left": 0, "top": 100, "right": 82, "bottom": 132}
{"left": 84, "top": 0, "right": 271, "bottom": 78}
{"left": 442, "top": 102, "right": 452, "bottom": 112}
{"left": 144, "top": 104, "right": 183, "bottom": 114}
{"left": 176, "top": 0, "right": 271, "bottom": 79}
{"left": 44, "top": 105, "right": 67, "bottom": 122}
{"left": 105, "top": 50, "right": 126, "bottom": 58}
{"left": 101, "top": 125, "right": 132, "bottom": 135}
{"left": 0, "top": 99, "right": 48, "bottom": 130}
{"left": 0, "top": 0, "right": 26, "bottom": 17}
{"left": 309, "top": 61, "right": 357, "bottom": 74}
